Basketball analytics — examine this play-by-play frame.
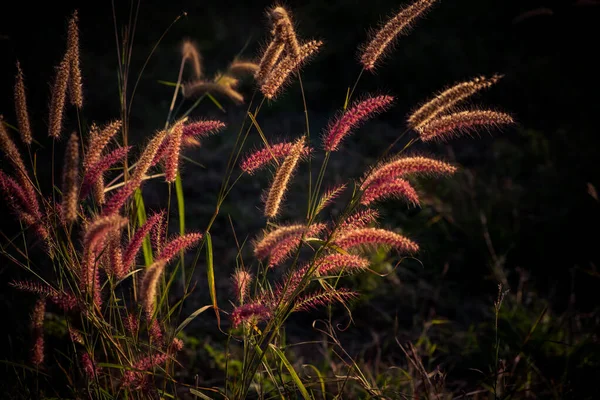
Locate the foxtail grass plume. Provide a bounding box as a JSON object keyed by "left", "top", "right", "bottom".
{"left": 231, "top": 303, "right": 271, "bottom": 328}
{"left": 335, "top": 227, "right": 419, "bottom": 253}
{"left": 255, "top": 38, "right": 285, "bottom": 84}
{"left": 408, "top": 75, "right": 503, "bottom": 128}
{"left": 0, "top": 116, "right": 37, "bottom": 201}
{"left": 81, "top": 146, "right": 130, "bottom": 199}
{"left": 181, "top": 40, "right": 202, "bottom": 78}
{"left": 293, "top": 288, "right": 357, "bottom": 312}
{"left": 316, "top": 254, "right": 370, "bottom": 276}
{"left": 61, "top": 132, "right": 80, "bottom": 223}
{"left": 31, "top": 298, "right": 46, "bottom": 366}
{"left": 140, "top": 260, "right": 167, "bottom": 317}
{"left": 323, "top": 95, "right": 394, "bottom": 151}
{"left": 270, "top": 6, "right": 301, "bottom": 57}
{"left": 164, "top": 119, "right": 185, "bottom": 183}
{"left": 11, "top": 280, "right": 77, "bottom": 311}
{"left": 48, "top": 58, "right": 69, "bottom": 138}
{"left": 362, "top": 156, "right": 456, "bottom": 190}
{"left": 157, "top": 232, "right": 203, "bottom": 264}
{"left": 182, "top": 79, "right": 244, "bottom": 104}
{"left": 14, "top": 62, "right": 32, "bottom": 145}
{"left": 66, "top": 11, "right": 83, "bottom": 108}
{"left": 228, "top": 60, "right": 260, "bottom": 76}
{"left": 360, "top": 177, "right": 419, "bottom": 206}
{"left": 360, "top": 0, "right": 438, "bottom": 71}
{"left": 241, "top": 140, "right": 310, "bottom": 175}
{"left": 122, "top": 212, "right": 164, "bottom": 273}
{"left": 260, "top": 40, "right": 323, "bottom": 99}
{"left": 338, "top": 209, "right": 380, "bottom": 232}
{"left": 416, "top": 110, "right": 515, "bottom": 141}
{"left": 264, "top": 138, "right": 306, "bottom": 218}
{"left": 314, "top": 183, "right": 347, "bottom": 215}
{"left": 265, "top": 223, "right": 326, "bottom": 267}
{"left": 108, "top": 232, "right": 124, "bottom": 278}
{"left": 81, "top": 353, "right": 99, "bottom": 379}
{"left": 231, "top": 269, "right": 252, "bottom": 304}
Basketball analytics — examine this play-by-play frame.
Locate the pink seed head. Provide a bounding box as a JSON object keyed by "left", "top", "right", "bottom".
{"left": 323, "top": 95, "right": 394, "bottom": 152}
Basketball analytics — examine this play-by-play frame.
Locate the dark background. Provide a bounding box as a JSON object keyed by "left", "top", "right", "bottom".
{"left": 1, "top": 0, "right": 599, "bottom": 397}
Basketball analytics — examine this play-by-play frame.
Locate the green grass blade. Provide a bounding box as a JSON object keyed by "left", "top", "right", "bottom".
{"left": 175, "top": 305, "right": 211, "bottom": 335}
{"left": 205, "top": 231, "right": 220, "bottom": 327}
{"left": 269, "top": 344, "right": 311, "bottom": 400}
{"left": 134, "top": 188, "right": 153, "bottom": 265}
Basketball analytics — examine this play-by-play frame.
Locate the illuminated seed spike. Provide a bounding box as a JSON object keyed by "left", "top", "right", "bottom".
{"left": 228, "top": 61, "right": 259, "bottom": 76}
{"left": 0, "top": 117, "right": 38, "bottom": 210}
{"left": 30, "top": 298, "right": 46, "bottom": 366}
{"left": 260, "top": 40, "right": 323, "bottom": 99}
{"left": 316, "top": 254, "right": 370, "bottom": 275}
{"left": 122, "top": 212, "right": 164, "bottom": 272}
{"left": 140, "top": 260, "right": 167, "bottom": 317}
{"left": 271, "top": 6, "right": 301, "bottom": 56}
{"left": 323, "top": 95, "right": 394, "bottom": 152}
{"left": 130, "top": 128, "right": 170, "bottom": 184}
{"left": 254, "top": 224, "right": 307, "bottom": 260}
{"left": 264, "top": 139, "right": 305, "bottom": 218}
{"left": 61, "top": 132, "right": 80, "bottom": 223}
{"left": 314, "top": 183, "right": 347, "bottom": 214}
{"left": 14, "top": 62, "right": 32, "bottom": 145}
{"left": 66, "top": 10, "right": 83, "bottom": 108}
{"left": 231, "top": 269, "right": 252, "bottom": 304}
{"left": 360, "top": 177, "right": 420, "bottom": 206}
{"left": 334, "top": 227, "right": 419, "bottom": 253}
{"left": 182, "top": 80, "right": 244, "bottom": 103}
{"left": 80, "top": 146, "right": 130, "bottom": 200}
{"left": 241, "top": 141, "right": 310, "bottom": 175}
{"left": 181, "top": 39, "right": 202, "bottom": 78}
{"left": 266, "top": 223, "right": 326, "bottom": 267}
{"left": 255, "top": 38, "right": 285, "bottom": 84}
{"left": 182, "top": 120, "right": 226, "bottom": 139}
{"left": 360, "top": 0, "right": 438, "bottom": 71}
{"left": 164, "top": 120, "right": 185, "bottom": 183}
{"left": 408, "top": 75, "right": 503, "bottom": 128}
{"left": 338, "top": 209, "right": 380, "bottom": 232}
{"left": 362, "top": 156, "right": 456, "bottom": 190}
{"left": 157, "top": 232, "right": 203, "bottom": 264}
{"left": 293, "top": 288, "right": 357, "bottom": 312}
{"left": 231, "top": 303, "right": 271, "bottom": 328}
{"left": 416, "top": 110, "right": 515, "bottom": 142}
{"left": 48, "top": 57, "right": 69, "bottom": 139}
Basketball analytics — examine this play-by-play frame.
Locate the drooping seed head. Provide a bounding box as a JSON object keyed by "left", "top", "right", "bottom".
{"left": 241, "top": 140, "right": 310, "bottom": 175}
{"left": 408, "top": 75, "right": 503, "bottom": 128}
{"left": 181, "top": 39, "right": 202, "bottom": 78}
{"left": 231, "top": 269, "right": 253, "bottom": 304}
{"left": 362, "top": 156, "right": 456, "bottom": 190}
{"left": 48, "top": 57, "right": 70, "bottom": 139}
{"left": 360, "top": 177, "right": 419, "bottom": 206}
{"left": 334, "top": 227, "right": 419, "bottom": 254}
{"left": 416, "top": 110, "right": 515, "bottom": 142}
{"left": 323, "top": 95, "right": 394, "bottom": 152}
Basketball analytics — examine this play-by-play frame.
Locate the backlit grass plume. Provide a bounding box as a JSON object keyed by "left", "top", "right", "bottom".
{"left": 264, "top": 138, "right": 306, "bottom": 218}
{"left": 14, "top": 62, "right": 32, "bottom": 145}
{"left": 408, "top": 74, "right": 503, "bottom": 128}
{"left": 61, "top": 132, "right": 80, "bottom": 223}
{"left": 415, "top": 110, "right": 515, "bottom": 141}
{"left": 360, "top": 0, "right": 438, "bottom": 70}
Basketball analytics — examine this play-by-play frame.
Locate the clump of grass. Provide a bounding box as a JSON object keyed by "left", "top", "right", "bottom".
{"left": 0, "top": 1, "right": 522, "bottom": 398}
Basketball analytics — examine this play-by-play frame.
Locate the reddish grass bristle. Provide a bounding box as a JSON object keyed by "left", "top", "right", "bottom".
{"left": 416, "top": 110, "right": 515, "bottom": 141}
